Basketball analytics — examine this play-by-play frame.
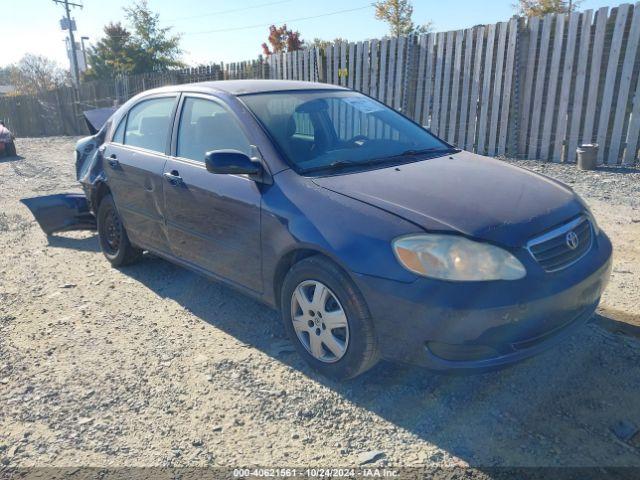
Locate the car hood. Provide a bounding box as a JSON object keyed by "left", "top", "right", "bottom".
{"left": 311, "top": 151, "right": 584, "bottom": 248}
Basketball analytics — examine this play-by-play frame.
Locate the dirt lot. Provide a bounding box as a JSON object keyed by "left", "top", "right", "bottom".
{"left": 1, "top": 137, "right": 639, "bottom": 470}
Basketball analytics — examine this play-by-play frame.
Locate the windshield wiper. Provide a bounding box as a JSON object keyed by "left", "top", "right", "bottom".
{"left": 364, "top": 146, "right": 459, "bottom": 166}
{"left": 301, "top": 160, "right": 363, "bottom": 174}
{"left": 300, "top": 147, "right": 460, "bottom": 174}
{"left": 398, "top": 147, "right": 459, "bottom": 156}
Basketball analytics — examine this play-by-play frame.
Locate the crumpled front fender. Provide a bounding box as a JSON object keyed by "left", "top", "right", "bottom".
{"left": 21, "top": 193, "right": 96, "bottom": 235}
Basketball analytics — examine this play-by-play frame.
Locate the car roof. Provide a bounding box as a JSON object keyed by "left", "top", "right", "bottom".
{"left": 142, "top": 79, "right": 349, "bottom": 96}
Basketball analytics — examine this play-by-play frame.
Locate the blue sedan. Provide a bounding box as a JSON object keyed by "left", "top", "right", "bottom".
{"left": 55, "top": 80, "right": 611, "bottom": 379}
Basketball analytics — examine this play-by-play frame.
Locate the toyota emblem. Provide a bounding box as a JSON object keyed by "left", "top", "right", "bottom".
{"left": 566, "top": 230, "right": 579, "bottom": 250}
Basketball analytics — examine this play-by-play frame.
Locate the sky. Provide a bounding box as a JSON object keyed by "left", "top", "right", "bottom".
{"left": 1, "top": 0, "right": 626, "bottom": 70}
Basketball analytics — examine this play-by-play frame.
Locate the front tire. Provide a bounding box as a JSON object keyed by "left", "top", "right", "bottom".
{"left": 281, "top": 256, "right": 379, "bottom": 380}
{"left": 97, "top": 194, "right": 142, "bottom": 267}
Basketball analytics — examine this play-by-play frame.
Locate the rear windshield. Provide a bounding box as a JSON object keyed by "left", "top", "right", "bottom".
{"left": 240, "top": 90, "right": 449, "bottom": 173}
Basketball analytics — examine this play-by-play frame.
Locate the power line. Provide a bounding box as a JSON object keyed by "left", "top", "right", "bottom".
{"left": 171, "top": 0, "right": 293, "bottom": 22}
{"left": 102, "top": 4, "right": 374, "bottom": 39}
{"left": 184, "top": 5, "right": 373, "bottom": 36}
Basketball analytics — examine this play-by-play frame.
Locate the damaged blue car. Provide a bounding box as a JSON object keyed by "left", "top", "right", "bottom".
{"left": 23, "top": 80, "right": 612, "bottom": 379}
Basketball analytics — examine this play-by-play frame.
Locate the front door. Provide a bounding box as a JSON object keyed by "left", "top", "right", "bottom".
{"left": 103, "top": 95, "right": 177, "bottom": 254}
{"left": 162, "top": 95, "right": 262, "bottom": 293}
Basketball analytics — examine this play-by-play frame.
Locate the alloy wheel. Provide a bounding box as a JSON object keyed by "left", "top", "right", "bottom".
{"left": 290, "top": 280, "right": 349, "bottom": 363}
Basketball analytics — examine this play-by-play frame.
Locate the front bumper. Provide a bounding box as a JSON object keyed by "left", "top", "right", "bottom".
{"left": 353, "top": 231, "right": 613, "bottom": 371}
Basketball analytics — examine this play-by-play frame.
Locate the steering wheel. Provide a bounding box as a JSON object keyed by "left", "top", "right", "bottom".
{"left": 346, "top": 134, "right": 370, "bottom": 148}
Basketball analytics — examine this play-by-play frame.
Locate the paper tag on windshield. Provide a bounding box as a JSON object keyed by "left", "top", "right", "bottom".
{"left": 343, "top": 97, "right": 384, "bottom": 113}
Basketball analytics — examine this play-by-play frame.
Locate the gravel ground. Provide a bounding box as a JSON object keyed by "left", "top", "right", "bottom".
{"left": 0, "top": 137, "right": 639, "bottom": 471}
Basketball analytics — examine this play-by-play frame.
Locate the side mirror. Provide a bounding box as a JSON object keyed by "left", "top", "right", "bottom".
{"left": 205, "top": 150, "right": 261, "bottom": 176}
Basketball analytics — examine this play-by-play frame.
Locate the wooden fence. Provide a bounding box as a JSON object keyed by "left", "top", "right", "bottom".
{"left": 3, "top": 2, "right": 640, "bottom": 165}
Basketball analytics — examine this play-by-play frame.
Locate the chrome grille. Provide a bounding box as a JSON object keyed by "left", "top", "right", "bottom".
{"left": 527, "top": 216, "right": 593, "bottom": 272}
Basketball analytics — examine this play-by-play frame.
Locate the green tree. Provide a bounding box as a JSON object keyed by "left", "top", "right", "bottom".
{"left": 515, "top": 0, "right": 582, "bottom": 16}
{"left": 307, "top": 38, "right": 349, "bottom": 50}
{"left": 8, "top": 54, "right": 67, "bottom": 95}
{"left": 84, "top": 23, "right": 137, "bottom": 80}
{"left": 373, "top": 0, "right": 432, "bottom": 37}
{"left": 85, "top": 1, "right": 183, "bottom": 79}
{"left": 124, "top": 0, "right": 184, "bottom": 72}
{"left": 262, "top": 24, "right": 304, "bottom": 55}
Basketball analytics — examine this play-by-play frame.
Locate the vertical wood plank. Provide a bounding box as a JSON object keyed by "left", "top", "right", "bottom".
{"left": 623, "top": 73, "right": 640, "bottom": 163}
{"left": 419, "top": 33, "right": 435, "bottom": 127}
{"left": 448, "top": 30, "right": 464, "bottom": 145}
{"left": 432, "top": 32, "right": 445, "bottom": 134}
{"left": 348, "top": 42, "right": 356, "bottom": 89}
{"left": 439, "top": 31, "right": 454, "bottom": 137}
{"left": 540, "top": 14, "right": 565, "bottom": 161}
{"left": 488, "top": 21, "right": 508, "bottom": 155}
{"left": 315, "top": 47, "right": 322, "bottom": 82}
{"left": 518, "top": 16, "right": 540, "bottom": 154}
{"left": 596, "top": 4, "right": 630, "bottom": 163}
{"left": 378, "top": 39, "right": 388, "bottom": 102}
{"left": 414, "top": 34, "right": 428, "bottom": 123}
{"left": 394, "top": 36, "right": 405, "bottom": 111}
{"left": 609, "top": 4, "right": 640, "bottom": 164}
{"left": 340, "top": 42, "right": 348, "bottom": 87}
{"left": 333, "top": 42, "right": 340, "bottom": 85}
{"left": 466, "top": 26, "right": 485, "bottom": 151}
{"left": 498, "top": 17, "right": 517, "bottom": 156}
{"left": 362, "top": 41, "right": 370, "bottom": 95}
{"left": 355, "top": 41, "right": 363, "bottom": 91}
{"left": 326, "top": 45, "right": 333, "bottom": 84}
{"left": 581, "top": 7, "right": 609, "bottom": 144}
{"left": 477, "top": 23, "right": 495, "bottom": 155}
{"left": 387, "top": 37, "right": 397, "bottom": 107}
{"left": 553, "top": 12, "right": 579, "bottom": 161}
{"left": 370, "top": 39, "right": 379, "bottom": 98}
{"left": 528, "top": 14, "right": 554, "bottom": 159}
{"left": 566, "top": 10, "right": 593, "bottom": 162}
{"left": 458, "top": 28, "right": 474, "bottom": 148}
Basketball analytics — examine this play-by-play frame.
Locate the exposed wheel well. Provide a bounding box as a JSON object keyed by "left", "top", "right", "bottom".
{"left": 273, "top": 249, "right": 339, "bottom": 310}
{"left": 91, "top": 182, "right": 111, "bottom": 213}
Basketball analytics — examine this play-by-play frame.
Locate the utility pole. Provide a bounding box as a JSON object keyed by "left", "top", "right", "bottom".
{"left": 53, "top": 0, "right": 83, "bottom": 88}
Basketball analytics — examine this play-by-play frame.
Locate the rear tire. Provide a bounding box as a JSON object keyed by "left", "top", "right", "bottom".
{"left": 97, "top": 194, "right": 142, "bottom": 267}
{"left": 281, "top": 256, "right": 379, "bottom": 380}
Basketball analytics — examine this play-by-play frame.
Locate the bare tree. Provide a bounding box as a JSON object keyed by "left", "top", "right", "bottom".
{"left": 9, "top": 54, "right": 67, "bottom": 95}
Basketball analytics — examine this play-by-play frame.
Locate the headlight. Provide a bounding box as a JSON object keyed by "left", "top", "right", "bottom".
{"left": 393, "top": 234, "right": 526, "bottom": 281}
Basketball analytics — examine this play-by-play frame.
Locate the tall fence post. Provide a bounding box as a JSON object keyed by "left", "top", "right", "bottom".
{"left": 512, "top": 15, "right": 529, "bottom": 158}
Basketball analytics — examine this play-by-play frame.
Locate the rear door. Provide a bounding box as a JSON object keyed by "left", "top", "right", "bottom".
{"left": 162, "top": 94, "right": 262, "bottom": 292}
{"left": 103, "top": 94, "right": 178, "bottom": 254}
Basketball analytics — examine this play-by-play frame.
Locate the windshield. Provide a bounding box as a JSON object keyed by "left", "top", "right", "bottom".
{"left": 240, "top": 90, "right": 452, "bottom": 173}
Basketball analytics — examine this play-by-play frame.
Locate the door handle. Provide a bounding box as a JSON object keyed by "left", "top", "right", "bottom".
{"left": 163, "top": 171, "right": 183, "bottom": 186}
{"left": 107, "top": 154, "right": 119, "bottom": 168}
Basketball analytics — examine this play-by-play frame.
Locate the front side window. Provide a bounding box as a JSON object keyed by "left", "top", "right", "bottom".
{"left": 123, "top": 97, "right": 176, "bottom": 153}
{"left": 241, "top": 90, "right": 451, "bottom": 173}
{"left": 177, "top": 97, "right": 251, "bottom": 162}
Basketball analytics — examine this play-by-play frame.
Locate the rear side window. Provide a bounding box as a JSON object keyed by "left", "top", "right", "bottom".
{"left": 177, "top": 97, "right": 251, "bottom": 162}
{"left": 124, "top": 97, "right": 176, "bottom": 153}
